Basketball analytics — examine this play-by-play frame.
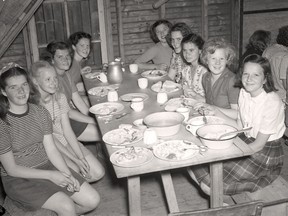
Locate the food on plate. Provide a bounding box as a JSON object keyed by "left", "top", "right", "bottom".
{"left": 148, "top": 70, "right": 164, "bottom": 76}
{"left": 153, "top": 140, "right": 197, "bottom": 161}
{"left": 88, "top": 85, "right": 118, "bottom": 97}
{"left": 115, "top": 147, "right": 146, "bottom": 164}
{"left": 141, "top": 70, "right": 167, "bottom": 79}
{"left": 164, "top": 97, "right": 198, "bottom": 111}
{"left": 151, "top": 80, "right": 181, "bottom": 93}
{"left": 94, "top": 106, "right": 115, "bottom": 115}
{"left": 104, "top": 128, "right": 142, "bottom": 145}
{"left": 85, "top": 72, "right": 100, "bottom": 79}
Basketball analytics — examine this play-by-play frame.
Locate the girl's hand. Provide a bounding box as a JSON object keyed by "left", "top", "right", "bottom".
{"left": 50, "top": 171, "right": 73, "bottom": 188}
{"left": 156, "top": 64, "right": 168, "bottom": 71}
{"left": 76, "top": 158, "right": 90, "bottom": 179}
{"left": 183, "top": 88, "right": 197, "bottom": 98}
{"left": 68, "top": 175, "right": 80, "bottom": 192}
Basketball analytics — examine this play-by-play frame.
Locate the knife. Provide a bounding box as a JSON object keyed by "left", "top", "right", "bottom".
{"left": 116, "top": 112, "right": 129, "bottom": 119}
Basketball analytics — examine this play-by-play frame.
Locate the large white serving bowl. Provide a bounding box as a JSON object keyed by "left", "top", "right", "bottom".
{"left": 196, "top": 124, "right": 237, "bottom": 149}
{"left": 143, "top": 112, "right": 184, "bottom": 137}
{"left": 186, "top": 116, "right": 225, "bottom": 136}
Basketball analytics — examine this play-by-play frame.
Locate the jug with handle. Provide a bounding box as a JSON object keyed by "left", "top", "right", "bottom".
{"left": 107, "top": 61, "right": 123, "bottom": 84}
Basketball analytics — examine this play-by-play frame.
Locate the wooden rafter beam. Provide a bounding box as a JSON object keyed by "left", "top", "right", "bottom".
{"left": 152, "top": 0, "right": 170, "bottom": 9}
{"left": 0, "top": 0, "right": 44, "bottom": 58}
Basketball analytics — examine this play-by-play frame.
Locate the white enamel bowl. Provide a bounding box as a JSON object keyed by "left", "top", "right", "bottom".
{"left": 143, "top": 112, "right": 184, "bottom": 137}
{"left": 196, "top": 124, "right": 237, "bottom": 150}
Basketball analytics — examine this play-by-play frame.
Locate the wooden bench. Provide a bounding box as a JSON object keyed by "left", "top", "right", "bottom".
{"left": 232, "top": 176, "right": 288, "bottom": 216}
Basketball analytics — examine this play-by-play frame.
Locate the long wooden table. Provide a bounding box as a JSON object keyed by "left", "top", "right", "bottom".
{"left": 83, "top": 69, "right": 254, "bottom": 216}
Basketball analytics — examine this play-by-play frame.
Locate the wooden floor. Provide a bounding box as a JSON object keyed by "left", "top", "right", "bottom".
{"left": 84, "top": 139, "right": 288, "bottom": 216}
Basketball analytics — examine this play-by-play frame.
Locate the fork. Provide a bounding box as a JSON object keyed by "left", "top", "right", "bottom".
{"left": 202, "top": 112, "right": 207, "bottom": 124}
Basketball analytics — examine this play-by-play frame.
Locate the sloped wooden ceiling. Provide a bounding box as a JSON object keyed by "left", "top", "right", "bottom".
{"left": 0, "top": 0, "right": 43, "bottom": 58}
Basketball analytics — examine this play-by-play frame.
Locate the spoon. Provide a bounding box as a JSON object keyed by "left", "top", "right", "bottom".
{"left": 217, "top": 127, "right": 252, "bottom": 140}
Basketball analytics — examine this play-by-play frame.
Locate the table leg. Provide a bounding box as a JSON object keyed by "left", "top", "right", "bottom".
{"left": 210, "top": 162, "right": 223, "bottom": 208}
{"left": 160, "top": 171, "right": 180, "bottom": 213}
{"left": 127, "top": 176, "right": 141, "bottom": 216}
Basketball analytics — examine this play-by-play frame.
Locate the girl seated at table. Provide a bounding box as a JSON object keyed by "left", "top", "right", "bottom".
{"left": 197, "top": 37, "right": 240, "bottom": 118}
{"left": 167, "top": 22, "right": 193, "bottom": 83}
{"left": 31, "top": 60, "right": 105, "bottom": 183}
{"left": 68, "top": 31, "right": 92, "bottom": 86}
{"left": 191, "top": 54, "right": 285, "bottom": 196}
{"left": 180, "top": 33, "right": 207, "bottom": 101}
{"left": 135, "top": 19, "right": 173, "bottom": 71}
{"left": 0, "top": 63, "right": 99, "bottom": 215}
{"left": 42, "top": 41, "right": 101, "bottom": 143}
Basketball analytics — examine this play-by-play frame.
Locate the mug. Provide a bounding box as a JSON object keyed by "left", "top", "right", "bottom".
{"left": 129, "top": 64, "right": 138, "bottom": 73}
{"left": 157, "top": 92, "right": 168, "bottom": 104}
{"left": 143, "top": 128, "right": 158, "bottom": 145}
{"left": 176, "top": 107, "right": 190, "bottom": 122}
{"left": 107, "top": 90, "right": 118, "bottom": 102}
{"left": 96, "top": 73, "right": 108, "bottom": 83}
{"left": 130, "top": 97, "right": 144, "bottom": 112}
{"left": 138, "top": 78, "right": 148, "bottom": 89}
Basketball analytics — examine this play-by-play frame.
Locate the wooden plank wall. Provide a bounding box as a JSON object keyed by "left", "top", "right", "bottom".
{"left": 0, "top": 33, "right": 27, "bottom": 69}
{"left": 242, "top": 0, "right": 288, "bottom": 54}
{"left": 110, "top": 0, "right": 234, "bottom": 64}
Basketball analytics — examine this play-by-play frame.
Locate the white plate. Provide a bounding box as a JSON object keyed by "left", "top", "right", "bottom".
{"left": 120, "top": 93, "right": 149, "bottom": 102}
{"left": 151, "top": 80, "right": 182, "bottom": 93}
{"left": 110, "top": 147, "right": 153, "bottom": 168}
{"left": 141, "top": 70, "right": 167, "bottom": 79}
{"left": 85, "top": 72, "right": 101, "bottom": 79}
{"left": 87, "top": 85, "right": 119, "bottom": 97}
{"left": 103, "top": 128, "right": 143, "bottom": 146}
{"left": 89, "top": 102, "right": 124, "bottom": 116}
{"left": 165, "top": 97, "right": 198, "bottom": 112}
{"left": 153, "top": 140, "right": 198, "bottom": 161}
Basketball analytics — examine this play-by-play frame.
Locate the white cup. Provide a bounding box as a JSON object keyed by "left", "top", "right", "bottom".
{"left": 129, "top": 64, "right": 138, "bottom": 73}
{"left": 96, "top": 73, "right": 108, "bottom": 83}
{"left": 138, "top": 78, "right": 148, "bottom": 89}
{"left": 176, "top": 107, "right": 190, "bottom": 122}
{"left": 157, "top": 92, "right": 168, "bottom": 104}
{"left": 143, "top": 128, "right": 158, "bottom": 145}
{"left": 130, "top": 97, "right": 144, "bottom": 112}
{"left": 107, "top": 90, "right": 118, "bottom": 102}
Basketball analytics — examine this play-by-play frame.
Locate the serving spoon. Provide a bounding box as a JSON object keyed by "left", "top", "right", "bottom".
{"left": 217, "top": 127, "right": 252, "bottom": 140}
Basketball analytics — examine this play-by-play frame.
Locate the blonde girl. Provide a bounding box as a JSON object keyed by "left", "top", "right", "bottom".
{"left": 31, "top": 61, "right": 105, "bottom": 183}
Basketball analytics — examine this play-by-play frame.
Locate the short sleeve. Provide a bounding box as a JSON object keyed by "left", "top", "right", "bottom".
{"left": 38, "top": 106, "right": 53, "bottom": 135}
{"left": 259, "top": 96, "right": 284, "bottom": 134}
{"left": 59, "top": 93, "right": 70, "bottom": 115}
{"left": 0, "top": 120, "right": 12, "bottom": 155}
